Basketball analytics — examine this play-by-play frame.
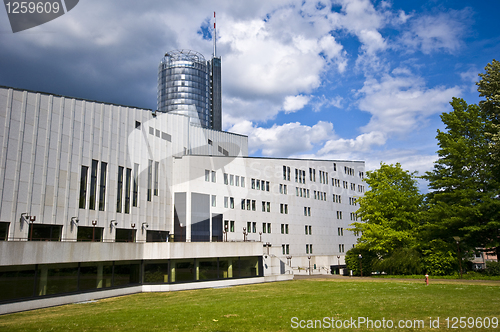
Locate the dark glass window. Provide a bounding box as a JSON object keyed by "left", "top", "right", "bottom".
{"left": 37, "top": 263, "right": 79, "bottom": 296}
{"left": 113, "top": 261, "right": 140, "bottom": 286}
{"left": 198, "top": 258, "right": 218, "bottom": 280}
{"left": 146, "top": 230, "right": 169, "bottom": 242}
{"left": 147, "top": 160, "right": 153, "bottom": 201}
{"left": 0, "top": 265, "right": 36, "bottom": 301}
{"left": 239, "top": 257, "right": 260, "bottom": 278}
{"left": 76, "top": 226, "right": 103, "bottom": 242}
{"left": 133, "top": 163, "right": 139, "bottom": 207}
{"left": 89, "top": 160, "right": 98, "bottom": 210}
{"left": 79, "top": 262, "right": 113, "bottom": 291}
{"left": 144, "top": 261, "right": 169, "bottom": 283}
{"left": 0, "top": 222, "right": 9, "bottom": 241}
{"left": 171, "top": 259, "right": 195, "bottom": 283}
{"left": 154, "top": 161, "right": 159, "bottom": 196}
{"left": 116, "top": 166, "right": 124, "bottom": 213}
{"left": 98, "top": 162, "right": 107, "bottom": 211}
{"left": 28, "top": 224, "right": 62, "bottom": 241}
{"left": 115, "top": 228, "right": 136, "bottom": 243}
{"left": 79, "top": 165, "right": 88, "bottom": 209}
{"left": 125, "top": 168, "right": 131, "bottom": 214}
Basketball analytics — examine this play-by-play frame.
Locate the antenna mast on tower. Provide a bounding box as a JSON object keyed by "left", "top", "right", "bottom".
{"left": 213, "top": 11, "right": 216, "bottom": 58}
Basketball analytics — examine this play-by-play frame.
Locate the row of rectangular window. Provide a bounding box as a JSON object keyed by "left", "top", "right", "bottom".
{"left": 318, "top": 170, "right": 328, "bottom": 184}
{"left": 224, "top": 197, "right": 235, "bottom": 209}
{"left": 295, "top": 168, "right": 306, "bottom": 184}
{"left": 79, "top": 160, "right": 143, "bottom": 213}
{"left": 279, "top": 184, "right": 288, "bottom": 194}
{"left": 336, "top": 211, "right": 343, "bottom": 219}
{"left": 303, "top": 207, "right": 311, "bottom": 217}
{"left": 345, "top": 166, "right": 354, "bottom": 176}
{"left": 350, "top": 212, "right": 359, "bottom": 221}
{"left": 349, "top": 197, "right": 358, "bottom": 206}
{"left": 296, "top": 187, "right": 309, "bottom": 198}
{"left": 305, "top": 225, "right": 312, "bottom": 235}
{"left": 251, "top": 178, "right": 269, "bottom": 191}
{"left": 224, "top": 173, "right": 245, "bottom": 187}
{"left": 306, "top": 244, "right": 313, "bottom": 254}
{"left": 339, "top": 244, "right": 345, "bottom": 253}
{"left": 148, "top": 126, "right": 171, "bottom": 142}
{"left": 282, "top": 244, "right": 290, "bottom": 255}
{"left": 338, "top": 227, "right": 344, "bottom": 236}
{"left": 223, "top": 220, "right": 235, "bottom": 232}
{"left": 333, "top": 194, "right": 342, "bottom": 203}
{"left": 283, "top": 166, "right": 291, "bottom": 181}
{"left": 280, "top": 204, "right": 288, "bottom": 214}
{"left": 281, "top": 224, "right": 289, "bottom": 234}
{"left": 314, "top": 191, "right": 327, "bottom": 201}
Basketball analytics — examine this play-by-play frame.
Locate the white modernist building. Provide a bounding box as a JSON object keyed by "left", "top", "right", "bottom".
{"left": 0, "top": 83, "right": 364, "bottom": 314}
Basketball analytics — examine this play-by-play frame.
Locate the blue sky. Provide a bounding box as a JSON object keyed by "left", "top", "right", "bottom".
{"left": 1, "top": 0, "right": 498, "bottom": 191}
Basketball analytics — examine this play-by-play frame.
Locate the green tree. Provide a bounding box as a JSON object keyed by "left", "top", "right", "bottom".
{"left": 345, "top": 247, "right": 376, "bottom": 276}
{"left": 350, "top": 163, "right": 423, "bottom": 257}
{"left": 422, "top": 98, "right": 500, "bottom": 260}
{"left": 477, "top": 59, "right": 500, "bottom": 163}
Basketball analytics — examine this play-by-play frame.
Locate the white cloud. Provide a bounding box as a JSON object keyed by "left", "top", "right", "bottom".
{"left": 400, "top": 9, "right": 471, "bottom": 54}
{"left": 356, "top": 71, "right": 461, "bottom": 134}
{"left": 227, "top": 120, "right": 335, "bottom": 157}
{"left": 283, "top": 95, "right": 311, "bottom": 113}
{"left": 318, "top": 131, "right": 387, "bottom": 154}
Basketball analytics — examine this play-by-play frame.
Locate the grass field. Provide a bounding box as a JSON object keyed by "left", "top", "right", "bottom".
{"left": 1, "top": 278, "right": 499, "bottom": 331}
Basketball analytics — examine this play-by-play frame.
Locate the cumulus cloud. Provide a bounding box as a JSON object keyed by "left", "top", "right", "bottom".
{"left": 318, "top": 131, "right": 387, "bottom": 155}
{"left": 356, "top": 70, "right": 462, "bottom": 134}
{"left": 283, "top": 95, "right": 311, "bottom": 113}
{"left": 227, "top": 120, "right": 336, "bottom": 157}
{"left": 400, "top": 8, "right": 471, "bottom": 54}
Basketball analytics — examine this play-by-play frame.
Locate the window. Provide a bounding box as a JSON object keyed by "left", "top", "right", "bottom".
{"left": 266, "top": 181, "right": 270, "bottom": 191}
{"left": 211, "top": 171, "right": 216, "bottom": 183}
{"left": 263, "top": 222, "right": 267, "bottom": 233}
{"left": 280, "top": 204, "right": 284, "bottom": 214}
{"left": 133, "top": 163, "right": 139, "bottom": 207}
{"left": 147, "top": 160, "right": 153, "bottom": 201}
{"left": 285, "top": 224, "right": 289, "bottom": 234}
{"left": 251, "top": 200, "right": 256, "bottom": 211}
{"left": 338, "top": 227, "right": 344, "bottom": 236}
{"left": 267, "top": 202, "right": 271, "bottom": 212}
{"left": 295, "top": 168, "right": 298, "bottom": 182}
{"left": 212, "top": 195, "right": 216, "bottom": 207}
{"left": 154, "top": 161, "right": 159, "bottom": 196}
{"left": 267, "top": 223, "right": 271, "bottom": 233}
{"left": 89, "top": 159, "right": 98, "bottom": 210}
{"left": 224, "top": 220, "right": 229, "bottom": 231}
{"left": 336, "top": 211, "right": 343, "bottom": 219}
{"left": 333, "top": 163, "right": 337, "bottom": 171}
{"left": 256, "top": 180, "right": 260, "bottom": 190}
{"left": 286, "top": 244, "right": 289, "bottom": 255}
{"left": 208, "top": 139, "right": 213, "bottom": 145}
{"left": 135, "top": 121, "right": 141, "bottom": 129}
{"left": 251, "top": 178, "right": 256, "bottom": 189}
{"left": 230, "top": 197, "right": 234, "bottom": 209}
{"left": 282, "top": 244, "right": 286, "bottom": 255}
{"left": 308, "top": 207, "right": 311, "bottom": 216}
{"left": 281, "top": 224, "right": 284, "bottom": 234}
{"left": 305, "top": 225, "right": 309, "bottom": 235}
{"left": 283, "top": 165, "right": 287, "bottom": 180}
{"left": 96, "top": 162, "right": 107, "bottom": 211}
{"left": 241, "top": 199, "right": 245, "bottom": 210}
{"left": 247, "top": 222, "right": 251, "bottom": 233}
{"left": 230, "top": 220, "right": 235, "bottom": 232}
{"left": 306, "top": 244, "right": 309, "bottom": 254}
{"left": 304, "top": 207, "right": 308, "bottom": 216}
{"left": 224, "top": 197, "right": 228, "bottom": 208}
{"left": 224, "top": 173, "right": 229, "bottom": 185}
{"left": 205, "top": 170, "right": 210, "bottom": 182}
{"left": 262, "top": 201, "right": 266, "bottom": 212}
{"left": 79, "top": 165, "right": 88, "bottom": 209}
{"left": 241, "top": 177, "right": 245, "bottom": 187}
{"left": 246, "top": 199, "right": 251, "bottom": 210}
{"left": 125, "top": 168, "right": 131, "bottom": 214}
{"left": 230, "top": 174, "right": 234, "bottom": 186}
{"left": 117, "top": 166, "right": 124, "bottom": 212}
{"left": 252, "top": 222, "right": 256, "bottom": 233}
{"left": 235, "top": 176, "right": 239, "bottom": 186}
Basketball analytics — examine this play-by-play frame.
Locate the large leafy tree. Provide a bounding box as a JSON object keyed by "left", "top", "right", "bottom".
{"left": 477, "top": 59, "right": 500, "bottom": 164}
{"left": 350, "top": 163, "right": 423, "bottom": 257}
{"left": 422, "top": 97, "right": 500, "bottom": 259}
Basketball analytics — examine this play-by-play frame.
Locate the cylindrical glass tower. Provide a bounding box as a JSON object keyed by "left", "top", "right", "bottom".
{"left": 157, "top": 50, "right": 210, "bottom": 128}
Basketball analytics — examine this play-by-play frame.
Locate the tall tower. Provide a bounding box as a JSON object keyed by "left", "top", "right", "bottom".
{"left": 157, "top": 50, "right": 210, "bottom": 128}
{"left": 210, "top": 11, "right": 222, "bottom": 131}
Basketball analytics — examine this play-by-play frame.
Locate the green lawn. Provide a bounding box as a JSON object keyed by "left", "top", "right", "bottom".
{"left": 1, "top": 278, "right": 499, "bottom": 331}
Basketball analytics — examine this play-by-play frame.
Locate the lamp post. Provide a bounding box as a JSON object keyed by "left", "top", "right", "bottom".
{"left": 308, "top": 256, "right": 312, "bottom": 275}
{"left": 337, "top": 255, "right": 341, "bottom": 275}
{"left": 453, "top": 236, "right": 463, "bottom": 279}
{"left": 243, "top": 227, "right": 248, "bottom": 242}
{"left": 358, "top": 254, "right": 363, "bottom": 277}
{"left": 91, "top": 220, "right": 97, "bottom": 242}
